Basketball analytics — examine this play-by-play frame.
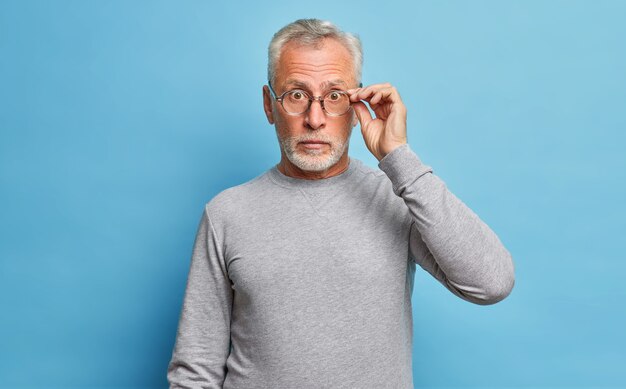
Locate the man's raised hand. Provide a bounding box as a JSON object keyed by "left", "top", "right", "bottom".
{"left": 348, "top": 83, "right": 408, "bottom": 161}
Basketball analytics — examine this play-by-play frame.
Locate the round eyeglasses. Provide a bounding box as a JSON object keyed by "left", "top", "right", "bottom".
{"left": 268, "top": 82, "right": 353, "bottom": 117}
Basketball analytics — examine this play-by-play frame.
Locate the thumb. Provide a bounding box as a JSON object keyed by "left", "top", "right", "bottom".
{"left": 352, "top": 101, "right": 373, "bottom": 130}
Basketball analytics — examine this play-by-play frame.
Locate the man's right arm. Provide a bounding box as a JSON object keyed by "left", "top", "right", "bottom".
{"left": 167, "top": 206, "right": 233, "bottom": 388}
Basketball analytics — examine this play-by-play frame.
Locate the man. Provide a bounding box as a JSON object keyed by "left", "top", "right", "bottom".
{"left": 167, "top": 18, "right": 515, "bottom": 389}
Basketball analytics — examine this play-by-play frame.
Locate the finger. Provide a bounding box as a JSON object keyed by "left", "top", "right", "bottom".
{"left": 348, "top": 83, "right": 388, "bottom": 101}
{"left": 351, "top": 84, "right": 396, "bottom": 103}
{"left": 370, "top": 87, "right": 394, "bottom": 105}
{"left": 351, "top": 101, "right": 373, "bottom": 129}
{"left": 348, "top": 87, "right": 363, "bottom": 102}
{"left": 350, "top": 85, "right": 379, "bottom": 101}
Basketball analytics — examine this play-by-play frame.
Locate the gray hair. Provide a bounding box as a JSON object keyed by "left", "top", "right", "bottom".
{"left": 267, "top": 18, "right": 363, "bottom": 86}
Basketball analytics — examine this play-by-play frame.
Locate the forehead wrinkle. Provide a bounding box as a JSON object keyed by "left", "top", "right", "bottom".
{"left": 285, "top": 63, "right": 349, "bottom": 73}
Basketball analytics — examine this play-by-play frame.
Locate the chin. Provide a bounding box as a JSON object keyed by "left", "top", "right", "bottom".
{"left": 291, "top": 156, "right": 335, "bottom": 172}
{"left": 287, "top": 150, "right": 338, "bottom": 172}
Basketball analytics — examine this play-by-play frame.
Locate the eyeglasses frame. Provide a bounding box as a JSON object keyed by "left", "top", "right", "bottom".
{"left": 267, "top": 81, "right": 363, "bottom": 117}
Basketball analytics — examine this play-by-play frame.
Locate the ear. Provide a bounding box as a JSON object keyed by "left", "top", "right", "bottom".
{"left": 262, "top": 85, "right": 275, "bottom": 124}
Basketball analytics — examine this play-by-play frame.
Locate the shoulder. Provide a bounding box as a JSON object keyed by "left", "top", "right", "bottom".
{"left": 349, "top": 157, "right": 395, "bottom": 194}
{"left": 203, "top": 170, "right": 271, "bottom": 222}
{"left": 349, "top": 157, "right": 410, "bottom": 218}
{"left": 352, "top": 158, "right": 388, "bottom": 180}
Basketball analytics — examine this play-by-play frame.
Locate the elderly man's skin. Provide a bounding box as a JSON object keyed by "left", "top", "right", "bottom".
{"left": 262, "top": 37, "right": 408, "bottom": 179}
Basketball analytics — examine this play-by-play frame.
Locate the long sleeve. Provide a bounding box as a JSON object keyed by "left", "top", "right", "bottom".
{"left": 378, "top": 143, "right": 515, "bottom": 305}
{"left": 167, "top": 206, "right": 233, "bottom": 388}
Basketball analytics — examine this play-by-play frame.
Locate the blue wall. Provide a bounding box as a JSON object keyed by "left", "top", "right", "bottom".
{"left": 1, "top": 0, "right": 624, "bottom": 387}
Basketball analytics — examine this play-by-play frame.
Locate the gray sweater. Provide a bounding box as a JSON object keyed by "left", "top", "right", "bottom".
{"left": 167, "top": 143, "right": 515, "bottom": 388}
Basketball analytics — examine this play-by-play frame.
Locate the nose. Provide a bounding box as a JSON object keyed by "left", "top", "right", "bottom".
{"left": 304, "top": 99, "right": 326, "bottom": 131}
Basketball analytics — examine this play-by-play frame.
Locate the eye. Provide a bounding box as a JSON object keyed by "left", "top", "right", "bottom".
{"left": 328, "top": 91, "right": 341, "bottom": 101}
{"left": 290, "top": 90, "right": 306, "bottom": 100}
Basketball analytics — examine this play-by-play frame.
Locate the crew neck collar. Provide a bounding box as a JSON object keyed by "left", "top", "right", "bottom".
{"left": 268, "top": 158, "right": 360, "bottom": 190}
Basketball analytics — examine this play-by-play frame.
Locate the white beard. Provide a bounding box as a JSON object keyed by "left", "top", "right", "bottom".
{"left": 278, "top": 129, "right": 352, "bottom": 172}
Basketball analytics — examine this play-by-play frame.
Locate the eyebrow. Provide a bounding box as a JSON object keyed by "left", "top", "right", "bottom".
{"left": 284, "top": 79, "right": 347, "bottom": 91}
